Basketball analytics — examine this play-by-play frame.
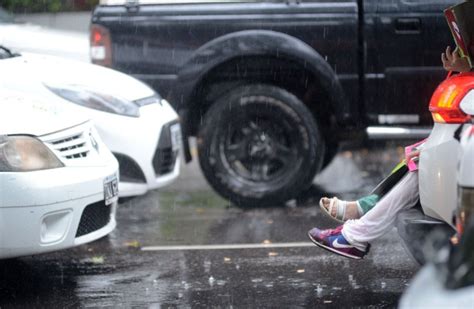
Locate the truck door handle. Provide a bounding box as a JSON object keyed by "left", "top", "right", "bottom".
{"left": 395, "top": 18, "right": 421, "bottom": 34}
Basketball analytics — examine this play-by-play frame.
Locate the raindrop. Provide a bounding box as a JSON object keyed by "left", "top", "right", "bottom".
{"left": 204, "top": 259, "right": 211, "bottom": 273}
{"left": 316, "top": 284, "right": 323, "bottom": 297}
{"left": 209, "top": 276, "right": 215, "bottom": 286}
{"left": 348, "top": 274, "right": 361, "bottom": 289}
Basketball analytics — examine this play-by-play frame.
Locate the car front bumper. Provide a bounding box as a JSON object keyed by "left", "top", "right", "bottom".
{"left": 93, "top": 101, "right": 181, "bottom": 197}
{"left": 0, "top": 122, "right": 119, "bottom": 259}
{"left": 0, "top": 164, "right": 118, "bottom": 259}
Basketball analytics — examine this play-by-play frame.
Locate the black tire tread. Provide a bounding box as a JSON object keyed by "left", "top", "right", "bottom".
{"left": 198, "top": 84, "right": 325, "bottom": 207}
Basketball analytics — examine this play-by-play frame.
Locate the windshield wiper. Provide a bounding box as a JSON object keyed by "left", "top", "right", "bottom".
{"left": 0, "top": 45, "right": 19, "bottom": 58}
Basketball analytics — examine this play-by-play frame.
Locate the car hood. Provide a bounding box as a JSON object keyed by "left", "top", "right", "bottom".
{"left": 0, "top": 52, "right": 155, "bottom": 102}
{"left": 0, "top": 89, "right": 88, "bottom": 136}
{"left": 0, "top": 23, "right": 89, "bottom": 62}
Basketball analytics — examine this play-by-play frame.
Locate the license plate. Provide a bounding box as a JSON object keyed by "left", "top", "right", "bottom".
{"left": 104, "top": 173, "right": 119, "bottom": 205}
{"left": 170, "top": 123, "right": 182, "bottom": 152}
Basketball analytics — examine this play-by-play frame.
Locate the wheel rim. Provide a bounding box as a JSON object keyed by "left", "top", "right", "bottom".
{"left": 218, "top": 109, "right": 302, "bottom": 186}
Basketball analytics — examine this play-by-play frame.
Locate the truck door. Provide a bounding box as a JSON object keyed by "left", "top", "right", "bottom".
{"left": 364, "top": 0, "right": 458, "bottom": 127}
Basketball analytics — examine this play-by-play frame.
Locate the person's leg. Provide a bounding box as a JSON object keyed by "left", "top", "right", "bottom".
{"left": 320, "top": 160, "right": 408, "bottom": 222}
{"left": 357, "top": 194, "right": 380, "bottom": 214}
{"left": 342, "top": 172, "right": 419, "bottom": 251}
{"left": 308, "top": 172, "right": 419, "bottom": 259}
{"left": 320, "top": 194, "right": 379, "bottom": 222}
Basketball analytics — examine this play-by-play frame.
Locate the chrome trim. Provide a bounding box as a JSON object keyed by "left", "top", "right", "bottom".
{"left": 365, "top": 73, "right": 386, "bottom": 79}
{"left": 378, "top": 114, "right": 419, "bottom": 125}
{"left": 366, "top": 126, "right": 431, "bottom": 140}
{"left": 409, "top": 219, "right": 446, "bottom": 225}
{"left": 134, "top": 95, "right": 161, "bottom": 107}
{"left": 101, "top": 0, "right": 261, "bottom": 5}
{"left": 132, "top": 74, "right": 178, "bottom": 81}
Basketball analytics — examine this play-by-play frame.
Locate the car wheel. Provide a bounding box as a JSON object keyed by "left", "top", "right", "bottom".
{"left": 197, "top": 84, "right": 325, "bottom": 207}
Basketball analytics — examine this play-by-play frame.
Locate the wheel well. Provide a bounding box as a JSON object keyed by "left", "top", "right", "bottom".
{"left": 188, "top": 56, "right": 336, "bottom": 142}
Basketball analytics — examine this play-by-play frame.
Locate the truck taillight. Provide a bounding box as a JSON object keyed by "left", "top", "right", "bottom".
{"left": 429, "top": 72, "right": 474, "bottom": 123}
{"left": 90, "top": 24, "right": 112, "bottom": 67}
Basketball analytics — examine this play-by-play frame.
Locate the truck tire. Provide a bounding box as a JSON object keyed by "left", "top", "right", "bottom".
{"left": 197, "top": 84, "right": 325, "bottom": 207}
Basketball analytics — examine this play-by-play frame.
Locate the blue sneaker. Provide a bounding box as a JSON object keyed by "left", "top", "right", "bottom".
{"left": 308, "top": 227, "right": 369, "bottom": 259}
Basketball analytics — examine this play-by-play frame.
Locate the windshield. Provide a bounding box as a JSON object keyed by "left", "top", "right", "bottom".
{"left": 0, "top": 7, "right": 14, "bottom": 23}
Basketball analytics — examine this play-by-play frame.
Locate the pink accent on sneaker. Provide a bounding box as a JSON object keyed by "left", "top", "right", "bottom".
{"left": 307, "top": 226, "right": 369, "bottom": 260}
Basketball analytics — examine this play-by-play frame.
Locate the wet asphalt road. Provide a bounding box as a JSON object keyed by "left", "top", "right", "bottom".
{"left": 0, "top": 142, "right": 420, "bottom": 308}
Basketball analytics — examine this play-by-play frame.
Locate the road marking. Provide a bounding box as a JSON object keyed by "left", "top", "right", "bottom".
{"left": 141, "top": 242, "right": 315, "bottom": 251}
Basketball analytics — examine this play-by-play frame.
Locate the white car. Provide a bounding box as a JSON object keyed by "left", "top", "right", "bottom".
{"left": 418, "top": 74, "right": 474, "bottom": 224}
{"left": 0, "top": 89, "right": 119, "bottom": 259}
{"left": 396, "top": 72, "right": 474, "bottom": 264}
{"left": 0, "top": 7, "right": 89, "bottom": 62}
{"left": 399, "top": 122, "right": 474, "bottom": 309}
{"left": 0, "top": 48, "right": 181, "bottom": 197}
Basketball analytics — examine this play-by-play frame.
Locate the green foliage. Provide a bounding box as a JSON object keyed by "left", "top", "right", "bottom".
{"left": 2, "top": 0, "right": 99, "bottom": 13}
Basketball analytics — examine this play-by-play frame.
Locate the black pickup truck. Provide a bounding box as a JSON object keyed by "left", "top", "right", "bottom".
{"left": 91, "top": 0, "right": 457, "bottom": 206}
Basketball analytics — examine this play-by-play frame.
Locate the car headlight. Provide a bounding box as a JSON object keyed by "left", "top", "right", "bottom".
{"left": 47, "top": 85, "right": 140, "bottom": 118}
{"left": 134, "top": 94, "right": 162, "bottom": 107}
{"left": 0, "top": 135, "right": 64, "bottom": 172}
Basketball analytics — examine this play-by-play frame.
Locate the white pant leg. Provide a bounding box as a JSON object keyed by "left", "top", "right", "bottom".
{"left": 342, "top": 172, "right": 419, "bottom": 250}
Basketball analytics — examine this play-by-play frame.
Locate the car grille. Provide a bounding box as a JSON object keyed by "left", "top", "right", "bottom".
{"left": 49, "top": 132, "right": 90, "bottom": 160}
{"left": 152, "top": 121, "right": 179, "bottom": 176}
{"left": 41, "top": 122, "right": 95, "bottom": 163}
{"left": 113, "top": 152, "right": 146, "bottom": 183}
{"left": 153, "top": 148, "right": 176, "bottom": 175}
{"left": 76, "top": 201, "right": 111, "bottom": 237}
